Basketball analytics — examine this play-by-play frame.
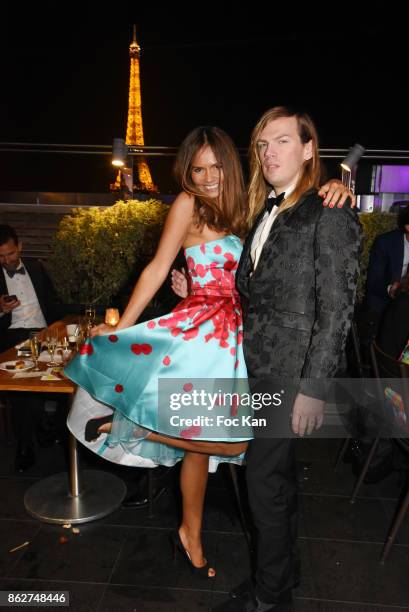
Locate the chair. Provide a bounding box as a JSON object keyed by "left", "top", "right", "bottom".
{"left": 368, "top": 341, "right": 409, "bottom": 562}
{"left": 334, "top": 320, "right": 373, "bottom": 471}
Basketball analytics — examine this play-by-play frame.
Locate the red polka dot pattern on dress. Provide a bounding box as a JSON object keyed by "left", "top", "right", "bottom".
{"left": 115, "top": 384, "right": 123, "bottom": 393}
{"left": 183, "top": 382, "right": 193, "bottom": 392}
{"left": 230, "top": 394, "right": 239, "bottom": 417}
{"left": 180, "top": 425, "right": 202, "bottom": 439}
{"left": 108, "top": 334, "right": 118, "bottom": 343}
{"left": 131, "top": 343, "right": 153, "bottom": 355}
{"left": 135, "top": 246, "right": 246, "bottom": 381}
{"left": 80, "top": 343, "right": 94, "bottom": 356}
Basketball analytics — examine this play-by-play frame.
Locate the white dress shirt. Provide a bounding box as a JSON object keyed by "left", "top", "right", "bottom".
{"left": 2, "top": 263, "right": 47, "bottom": 328}
{"left": 250, "top": 183, "right": 296, "bottom": 271}
{"left": 402, "top": 235, "right": 409, "bottom": 278}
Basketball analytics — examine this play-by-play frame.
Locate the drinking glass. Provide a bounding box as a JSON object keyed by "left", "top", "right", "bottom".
{"left": 85, "top": 306, "right": 96, "bottom": 338}
{"left": 30, "top": 332, "right": 41, "bottom": 371}
{"left": 75, "top": 327, "right": 84, "bottom": 352}
{"left": 46, "top": 332, "right": 58, "bottom": 367}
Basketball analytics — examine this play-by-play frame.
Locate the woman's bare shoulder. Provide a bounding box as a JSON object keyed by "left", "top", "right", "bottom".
{"left": 171, "top": 191, "right": 195, "bottom": 210}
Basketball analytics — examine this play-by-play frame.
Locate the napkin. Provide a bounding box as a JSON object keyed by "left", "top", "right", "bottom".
{"left": 38, "top": 350, "right": 64, "bottom": 364}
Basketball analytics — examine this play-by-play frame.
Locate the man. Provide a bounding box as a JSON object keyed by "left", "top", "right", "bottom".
{"left": 213, "top": 108, "right": 361, "bottom": 611}
{"left": 366, "top": 205, "right": 409, "bottom": 321}
{"left": 0, "top": 224, "right": 60, "bottom": 470}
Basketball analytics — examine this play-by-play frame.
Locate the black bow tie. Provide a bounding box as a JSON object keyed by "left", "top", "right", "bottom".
{"left": 265, "top": 192, "right": 285, "bottom": 213}
{"left": 6, "top": 266, "right": 25, "bottom": 279}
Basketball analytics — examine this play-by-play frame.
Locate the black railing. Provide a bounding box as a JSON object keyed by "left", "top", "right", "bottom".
{"left": 2, "top": 142, "right": 409, "bottom": 161}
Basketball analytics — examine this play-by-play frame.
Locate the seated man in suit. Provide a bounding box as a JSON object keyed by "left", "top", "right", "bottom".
{"left": 366, "top": 205, "right": 409, "bottom": 324}
{"left": 0, "top": 224, "right": 61, "bottom": 471}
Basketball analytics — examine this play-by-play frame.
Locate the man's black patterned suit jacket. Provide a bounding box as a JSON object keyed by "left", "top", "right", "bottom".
{"left": 236, "top": 189, "right": 362, "bottom": 400}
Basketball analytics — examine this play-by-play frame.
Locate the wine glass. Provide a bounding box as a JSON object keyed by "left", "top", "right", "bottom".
{"left": 30, "top": 332, "right": 41, "bottom": 371}
{"left": 85, "top": 305, "right": 96, "bottom": 324}
{"left": 75, "top": 326, "right": 84, "bottom": 352}
{"left": 85, "top": 306, "right": 96, "bottom": 338}
{"left": 46, "top": 332, "right": 58, "bottom": 367}
{"left": 60, "top": 336, "right": 71, "bottom": 364}
{"left": 61, "top": 336, "right": 69, "bottom": 351}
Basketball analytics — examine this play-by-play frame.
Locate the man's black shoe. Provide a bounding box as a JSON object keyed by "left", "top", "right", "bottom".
{"left": 122, "top": 484, "right": 168, "bottom": 508}
{"left": 230, "top": 578, "right": 255, "bottom": 599}
{"left": 230, "top": 580, "right": 297, "bottom": 601}
{"left": 15, "top": 444, "right": 35, "bottom": 472}
{"left": 122, "top": 466, "right": 174, "bottom": 509}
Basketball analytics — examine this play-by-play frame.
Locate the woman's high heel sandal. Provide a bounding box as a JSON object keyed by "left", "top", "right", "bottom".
{"left": 170, "top": 530, "right": 215, "bottom": 578}
{"left": 84, "top": 414, "right": 113, "bottom": 442}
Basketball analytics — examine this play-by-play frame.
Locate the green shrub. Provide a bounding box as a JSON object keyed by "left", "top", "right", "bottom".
{"left": 47, "top": 199, "right": 169, "bottom": 305}
{"left": 47, "top": 202, "right": 398, "bottom": 307}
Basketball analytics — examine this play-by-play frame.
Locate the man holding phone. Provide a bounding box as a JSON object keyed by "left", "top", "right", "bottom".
{"left": 0, "top": 224, "right": 60, "bottom": 470}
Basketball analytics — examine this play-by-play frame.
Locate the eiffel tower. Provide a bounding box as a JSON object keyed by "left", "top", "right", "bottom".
{"left": 114, "top": 26, "right": 157, "bottom": 193}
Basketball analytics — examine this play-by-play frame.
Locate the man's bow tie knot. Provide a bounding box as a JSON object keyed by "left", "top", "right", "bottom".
{"left": 6, "top": 266, "right": 25, "bottom": 279}
{"left": 265, "top": 192, "right": 286, "bottom": 213}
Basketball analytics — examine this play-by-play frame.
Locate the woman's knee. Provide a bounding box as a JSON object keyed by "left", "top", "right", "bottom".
{"left": 184, "top": 450, "right": 209, "bottom": 464}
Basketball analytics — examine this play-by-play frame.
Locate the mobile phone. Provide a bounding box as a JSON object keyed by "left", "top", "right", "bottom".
{"left": 4, "top": 294, "right": 17, "bottom": 302}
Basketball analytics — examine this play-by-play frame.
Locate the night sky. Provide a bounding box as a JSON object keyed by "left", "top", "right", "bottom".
{"left": 1, "top": 2, "right": 407, "bottom": 193}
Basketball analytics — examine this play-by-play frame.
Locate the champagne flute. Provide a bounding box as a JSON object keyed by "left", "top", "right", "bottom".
{"left": 30, "top": 332, "right": 41, "bottom": 371}
{"left": 46, "top": 333, "right": 58, "bottom": 367}
{"left": 75, "top": 326, "right": 84, "bottom": 352}
{"left": 61, "top": 335, "right": 70, "bottom": 364}
{"left": 84, "top": 306, "right": 96, "bottom": 338}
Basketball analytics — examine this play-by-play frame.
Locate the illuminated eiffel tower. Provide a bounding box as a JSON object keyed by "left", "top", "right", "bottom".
{"left": 115, "top": 26, "right": 157, "bottom": 193}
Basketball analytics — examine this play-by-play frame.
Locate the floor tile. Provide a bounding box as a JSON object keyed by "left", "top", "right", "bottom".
{"left": 0, "top": 521, "right": 41, "bottom": 578}
{"left": 110, "top": 527, "right": 218, "bottom": 591}
{"left": 211, "top": 533, "right": 252, "bottom": 592}
{"left": 298, "top": 459, "right": 403, "bottom": 500}
{"left": 2, "top": 433, "right": 409, "bottom": 611}
{"left": 294, "top": 598, "right": 409, "bottom": 611}
{"left": 382, "top": 492, "right": 409, "bottom": 546}
{"left": 300, "top": 494, "right": 392, "bottom": 543}
{"left": 0, "top": 478, "right": 39, "bottom": 521}
{"left": 10, "top": 523, "right": 128, "bottom": 583}
{"left": 298, "top": 538, "right": 409, "bottom": 607}
{"left": 99, "top": 585, "right": 212, "bottom": 611}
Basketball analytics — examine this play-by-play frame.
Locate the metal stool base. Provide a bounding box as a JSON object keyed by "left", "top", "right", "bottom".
{"left": 24, "top": 469, "right": 126, "bottom": 524}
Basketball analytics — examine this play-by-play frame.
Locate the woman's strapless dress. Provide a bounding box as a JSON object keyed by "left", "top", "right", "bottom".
{"left": 64, "top": 235, "right": 252, "bottom": 471}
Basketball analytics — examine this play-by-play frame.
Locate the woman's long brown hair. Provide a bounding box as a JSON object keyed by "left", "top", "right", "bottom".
{"left": 247, "top": 107, "right": 322, "bottom": 226}
{"left": 174, "top": 126, "right": 248, "bottom": 238}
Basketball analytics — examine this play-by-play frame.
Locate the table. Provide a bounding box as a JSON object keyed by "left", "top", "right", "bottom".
{"left": 0, "top": 318, "right": 126, "bottom": 524}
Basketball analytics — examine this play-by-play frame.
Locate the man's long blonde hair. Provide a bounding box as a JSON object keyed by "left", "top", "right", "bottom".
{"left": 247, "top": 106, "right": 322, "bottom": 226}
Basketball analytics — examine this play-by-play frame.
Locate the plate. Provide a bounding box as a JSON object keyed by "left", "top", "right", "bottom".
{"left": 0, "top": 360, "right": 34, "bottom": 372}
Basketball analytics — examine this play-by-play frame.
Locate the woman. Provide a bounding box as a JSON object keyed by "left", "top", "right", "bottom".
{"left": 65, "top": 124, "right": 352, "bottom": 580}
